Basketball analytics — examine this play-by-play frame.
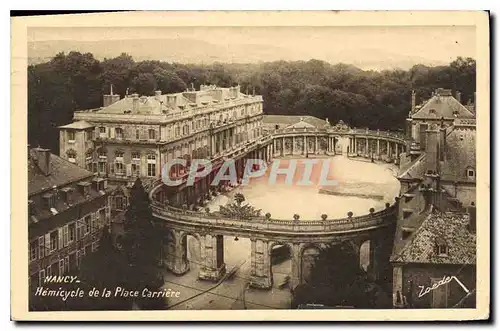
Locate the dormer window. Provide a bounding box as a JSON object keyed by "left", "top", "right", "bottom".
{"left": 453, "top": 110, "right": 459, "bottom": 118}
{"left": 466, "top": 167, "right": 475, "bottom": 180}
{"left": 436, "top": 238, "right": 448, "bottom": 256}
{"left": 42, "top": 192, "right": 56, "bottom": 209}
{"left": 67, "top": 151, "right": 76, "bottom": 164}
{"left": 429, "top": 109, "right": 436, "bottom": 115}
{"left": 67, "top": 131, "right": 75, "bottom": 143}
{"left": 77, "top": 182, "right": 91, "bottom": 196}
{"left": 438, "top": 244, "right": 448, "bottom": 256}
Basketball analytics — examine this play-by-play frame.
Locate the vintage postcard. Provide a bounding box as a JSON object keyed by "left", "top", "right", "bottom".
{"left": 11, "top": 11, "right": 490, "bottom": 321}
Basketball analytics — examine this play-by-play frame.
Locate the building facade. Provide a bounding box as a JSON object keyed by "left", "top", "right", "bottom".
{"left": 58, "top": 84, "right": 264, "bottom": 209}
{"left": 391, "top": 88, "right": 477, "bottom": 308}
{"left": 28, "top": 147, "right": 112, "bottom": 293}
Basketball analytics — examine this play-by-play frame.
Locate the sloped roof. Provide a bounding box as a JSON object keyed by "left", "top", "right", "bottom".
{"left": 262, "top": 115, "right": 328, "bottom": 128}
{"left": 58, "top": 120, "right": 94, "bottom": 130}
{"left": 397, "top": 153, "right": 427, "bottom": 180}
{"left": 288, "top": 120, "right": 316, "bottom": 129}
{"left": 412, "top": 93, "right": 475, "bottom": 120}
{"left": 28, "top": 149, "right": 93, "bottom": 196}
{"left": 391, "top": 211, "right": 476, "bottom": 265}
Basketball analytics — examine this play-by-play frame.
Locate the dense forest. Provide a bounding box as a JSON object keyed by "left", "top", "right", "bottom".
{"left": 28, "top": 52, "right": 476, "bottom": 153}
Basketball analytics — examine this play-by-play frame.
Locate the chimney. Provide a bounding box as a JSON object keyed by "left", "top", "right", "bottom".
{"left": 34, "top": 148, "right": 51, "bottom": 176}
{"left": 425, "top": 127, "right": 439, "bottom": 173}
{"left": 132, "top": 93, "right": 139, "bottom": 112}
{"left": 411, "top": 90, "right": 416, "bottom": 113}
{"left": 439, "top": 124, "right": 446, "bottom": 162}
{"left": 455, "top": 90, "right": 462, "bottom": 104}
{"left": 103, "top": 84, "right": 121, "bottom": 107}
{"left": 154, "top": 90, "right": 162, "bottom": 100}
{"left": 166, "top": 95, "right": 177, "bottom": 108}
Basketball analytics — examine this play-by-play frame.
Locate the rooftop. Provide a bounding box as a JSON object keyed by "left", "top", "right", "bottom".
{"left": 58, "top": 120, "right": 94, "bottom": 130}
{"left": 411, "top": 88, "right": 475, "bottom": 120}
{"left": 263, "top": 115, "right": 329, "bottom": 129}
{"left": 390, "top": 210, "right": 476, "bottom": 265}
{"left": 28, "top": 148, "right": 93, "bottom": 196}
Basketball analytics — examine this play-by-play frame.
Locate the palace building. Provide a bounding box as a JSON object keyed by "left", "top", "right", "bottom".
{"left": 28, "top": 147, "right": 112, "bottom": 292}
{"left": 58, "top": 84, "right": 264, "bottom": 209}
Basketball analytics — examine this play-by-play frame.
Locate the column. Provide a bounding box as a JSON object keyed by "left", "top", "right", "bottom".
{"left": 290, "top": 243, "right": 301, "bottom": 290}
{"left": 292, "top": 136, "right": 295, "bottom": 155}
{"left": 199, "top": 234, "right": 226, "bottom": 281}
{"left": 281, "top": 137, "right": 285, "bottom": 156}
{"left": 168, "top": 230, "right": 189, "bottom": 275}
{"left": 249, "top": 239, "right": 272, "bottom": 289}
{"left": 304, "top": 136, "right": 308, "bottom": 156}
{"left": 353, "top": 136, "right": 357, "bottom": 155}
{"left": 377, "top": 139, "right": 380, "bottom": 158}
{"left": 386, "top": 140, "right": 390, "bottom": 158}
{"left": 315, "top": 136, "right": 318, "bottom": 154}
{"left": 365, "top": 138, "right": 369, "bottom": 157}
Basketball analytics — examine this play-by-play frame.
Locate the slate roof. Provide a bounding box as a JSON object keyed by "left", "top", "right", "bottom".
{"left": 28, "top": 148, "right": 94, "bottom": 196}
{"left": 262, "top": 115, "right": 328, "bottom": 128}
{"left": 412, "top": 92, "right": 475, "bottom": 120}
{"left": 390, "top": 211, "right": 476, "bottom": 265}
{"left": 397, "top": 153, "right": 427, "bottom": 180}
{"left": 58, "top": 120, "right": 94, "bottom": 130}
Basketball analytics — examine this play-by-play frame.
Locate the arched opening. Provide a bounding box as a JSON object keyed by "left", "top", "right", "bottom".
{"left": 223, "top": 235, "right": 250, "bottom": 281}
{"left": 269, "top": 243, "right": 292, "bottom": 289}
{"left": 359, "top": 240, "right": 371, "bottom": 272}
{"left": 300, "top": 245, "right": 321, "bottom": 285}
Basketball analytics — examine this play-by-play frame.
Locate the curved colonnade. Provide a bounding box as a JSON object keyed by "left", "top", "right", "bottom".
{"left": 150, "top": 127, "right": 408, "bottom": 289}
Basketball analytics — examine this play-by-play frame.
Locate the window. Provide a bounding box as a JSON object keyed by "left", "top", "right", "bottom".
{"left": 38, "top": 236, "right": 45, "bottom": 259}
{"left": 62, "top": 225, "right": 69, "bottom": 247}
{"left": 46, "top": 265, "right": 52, "bottom": 277}
{"left": 92, "top": 241, "right": 99, "bottom": 252}
{"left": 67, "top": 131, "right": 75, "bottom": 142}
{"left": 149, "top": 129, "right": 156, "bottom": 140}
{"left": 67, "top": 151, "right": 76, "bottom": 164}
{"left": 115, "top": 196, "right": 125, "bottom": 211}
{"left": 115, "top": 162, "right": 124, "bottom": 175}
{"left": 132, "top": 152, "right": 140, "bottom": 161}
{"left": 147, "top": 154, "right": 156, "bottom": 177}
{"left": 99, "top": 126, "right": 106, "bottom": 133}
{"left": 49, "top": 230, "right": 58, "bottom": 252}
{"left": 99, "top": 208, "right": 106, "bottom": 226}
{"left": 132, "top": 163, "right": 140, "bottom": 177}
{"left": 29, "top": 240, "right": 37, "bottom": 262}
{"left": 438, "top": 244, "right": 448, "bottom": 256}
{"left": 98, "top": 161, "right": 106, "bottom": 173}
{"left": 98, "top": 149, "right": 107, "bottom": 159}
{"left": 86, "top": 151, "right": 93, "bottom": 161}
{"left": 175, "top": 127, "right": 180, "bottom": 137}
{"left": 68, "top": 223, "right": 76, "bottom": 243}
{"left": 136, "top": 129, "right": 140, "bottom": 140}
{"left": 84, "top": 216, "right": 91, "bottom": 235}
{"left": 115, "top": 127, "right": 124, "bottom": 139}
{"left": 39, "top": 270, "right": 46, "bottom": 287}
{"left": 59, "top": 259, "right": 65, "bottom": 276}
{"left": 467, "top": 168, "right": 475, "bottom": 179}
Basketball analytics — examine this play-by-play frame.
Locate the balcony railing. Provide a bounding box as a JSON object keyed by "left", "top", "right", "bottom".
{"left": 151, "top": 202, "right": 396, "bottom": 234}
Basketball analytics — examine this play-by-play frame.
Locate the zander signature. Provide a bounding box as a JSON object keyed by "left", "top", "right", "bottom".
{"left": 418, "top": 275, "right": 470, "bottom": 298}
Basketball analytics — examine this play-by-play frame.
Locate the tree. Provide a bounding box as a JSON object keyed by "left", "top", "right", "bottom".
{"left": 78, "top": 225, "right": 132, "bottom": 310}
{"left": 122, "top": 178, "right": 165, "bottom": 309}
{"left": 291, "top": 243, "right": 391, "bottom": 309}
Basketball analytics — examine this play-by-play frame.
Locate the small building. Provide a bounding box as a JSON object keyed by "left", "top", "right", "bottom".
{"left": 28, "top": 147, "right": 113, "bottom": 292}
{"left": 391, "top": 209, "right": 476, "bottom": 308}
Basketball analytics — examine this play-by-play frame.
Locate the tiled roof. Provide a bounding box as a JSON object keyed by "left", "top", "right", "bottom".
{"left": 391, "top": 211, "right": 476, "bottom": 265}
{"left": 262, "top": 115, "right": 328, "bottom": 128}
{"left": 28, "top": 149, "right": 94, "bottom": 196}
{"left": 397, "top": 153, "right": 427, "bottom": 180}
{"left": 58, "top": 120, "right": 94, "bottom": 130}
{"left": 412, "top": 94, "right": 475, "bottom": 120}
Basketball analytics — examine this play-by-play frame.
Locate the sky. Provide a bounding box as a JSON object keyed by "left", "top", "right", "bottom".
{"left": 28, "top": 26, "right": 476, "bottom": 68}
